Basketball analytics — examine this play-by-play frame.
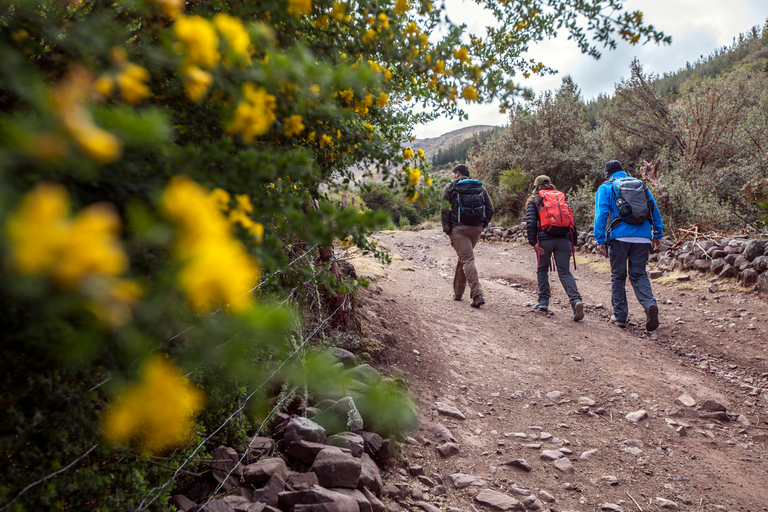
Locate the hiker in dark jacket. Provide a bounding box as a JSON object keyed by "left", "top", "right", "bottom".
{"left": 525, "top": 175, "right": 583, "bottom": 321}
{"left": 440, "top": 164, "right": 494, "bottom": 308}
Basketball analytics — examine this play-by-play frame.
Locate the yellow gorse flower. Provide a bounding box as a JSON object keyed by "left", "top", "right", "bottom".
{"left": 102, "top": 356, "right": 205, "bottom": 453}
{"left": 117, "top": 62, "right": 151, "bottom": 105}
{"left": 406, "top": 166, "right": 421, "bottom": 186}
{"left": 403, "top": 148, "right": 414, "bottom": 159}
{"left": 461, "top": 85, "right": 479, "bottom": 102}
{"left": 227, "top": 83, "right": 277, "bottom": 142}
{"left": 183, "top": 65, "right": 214, "bottom": 102}
{"left": 162, "top": 176, "right": 260, "bottom": 313}
{"left": 52, "top": 67, "right": 122, "bottom": 163}
{"left": 210, "top": 188, "right": 231, "bottom": 211}
{"left": 376, "top": 92, "right": 388, "bottom": 107}
{"left": 173, "top": 15, "right": 220, "bottom": 69}
{"left": 377, "top": 13, "right": 389, "bottom": 29}
{"left": 55, "top": 204, "right": 128, "bottom": 289}
{"left": 394, "top": 0, "right": 410, "bottom": 15}
{"left": 152, "top": 0, "right": 184, "bottom": 18}
{"left": 213, "top": 13, "right": 253, "bottom": 65}
{"left": 284, "top": 115, "right": 305, "bottom": 137}
{"left": 6, "top": 183, "right": 128, "bottom": 289}
{"left": 331, "top": 1, "right": 346, "bottom": 20}
{"left": 454, "top": 46, "right": 470, "bottom": 64}
{"left": 288, "top": 0, "right": 312, "bottom": 16}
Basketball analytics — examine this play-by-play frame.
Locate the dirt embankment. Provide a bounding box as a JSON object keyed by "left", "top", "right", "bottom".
{"left": 355, "top": 229, "right": 768, "bottom": 512}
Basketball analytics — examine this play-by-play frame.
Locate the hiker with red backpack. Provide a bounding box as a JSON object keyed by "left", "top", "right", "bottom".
{"left": 525, "top": 175, "right": 584, "bottom": 321}
{"left": 441, "top": 164, "right": 495, "bottom": 308}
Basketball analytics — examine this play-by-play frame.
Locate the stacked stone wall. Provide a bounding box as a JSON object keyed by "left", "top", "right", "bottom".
{"left": 481, "top": 224, "right": 768, "bottom": 293}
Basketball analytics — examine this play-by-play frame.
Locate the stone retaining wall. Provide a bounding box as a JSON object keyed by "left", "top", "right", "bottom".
{"left": 481, "top": 223, "right": 768, "bottom": 294}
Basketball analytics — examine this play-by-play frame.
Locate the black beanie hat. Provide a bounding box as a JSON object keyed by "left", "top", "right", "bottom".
{"left": 453, "top": 164, "right": 470, "bottom": 177}
{"left": 604, "top": 160, "right": 622, "bottom": 178}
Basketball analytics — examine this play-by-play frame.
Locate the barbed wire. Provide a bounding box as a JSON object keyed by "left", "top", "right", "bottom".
{"left": 197, "top": 387, "right": 298, "bottom": 510}
{"left": 135, "top": 295, "right": 348, "bottom": 511}
{"left": 0, "top": 444, "right": 99, "bottom": 512}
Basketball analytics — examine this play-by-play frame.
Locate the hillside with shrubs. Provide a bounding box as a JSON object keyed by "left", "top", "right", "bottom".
{"left": 469, "top": 22, "right": 768, "bottom": 232}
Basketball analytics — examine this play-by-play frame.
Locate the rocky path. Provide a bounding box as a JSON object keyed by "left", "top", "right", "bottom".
{"left": 356, "top": 229, "right": 768, "bottom": 512}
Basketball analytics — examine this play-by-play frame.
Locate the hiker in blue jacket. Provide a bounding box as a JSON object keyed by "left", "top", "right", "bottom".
{"left": 593, "top": 160, "right": 663, "bottom": 331}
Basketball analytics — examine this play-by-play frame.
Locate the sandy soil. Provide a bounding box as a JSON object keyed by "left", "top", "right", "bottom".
{"left": 355, "top": 228, "right": 768, "bottom": 512}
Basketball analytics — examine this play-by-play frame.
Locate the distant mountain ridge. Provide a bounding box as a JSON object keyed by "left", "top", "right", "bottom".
{"left": 410, "top": 125, "right": 497, "bottom": 162}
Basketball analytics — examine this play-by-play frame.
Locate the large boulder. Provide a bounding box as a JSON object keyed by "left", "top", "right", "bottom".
{"left": 740, "top": 268, "right": 759, "bottom": 286}
{"left": 285, "top": 440, "right": 330, "bottom": 465}
{"left": 252, "top": 472, "right": 287, "bottom": 507}
{"left": 329, "top": 489, "right": 372, "bottom": 512}
{"left": 327, "top": 432, "right": 365, "bottom": 457}
{"left": 310, "top": 448, "right": 362, "bottom": 489}
{"left": 326, "top": 347, "right": 356, "bottom": 368}
{"left": 284, "top": 417, "right": 327, "bottom": 446}
{"left": 211, "top": 446, "right": 243, "bottom": 477}
{"left": 357, "top": 453, "right": 383, "bottom": 495}
{"left": 710, "top": 257, "right": 726, "bottom": 275}
{"left": 756, "top": 271, "right": 768, "bottom": 295}
{"left": 344, "top": 364, "right": 381, "bottom": 385}
{"left": 278, "top": 485, "right": 360, "bottom": 512}
{"left": 693, "top": 259, "right": 711, "bottom": 271}
{"left": 243, "top": 458, "right": 288, "bottom": 485}
{"left": 314, "top": 397, "right": 364, "bottom": 434}
{"left": 744, "top": 239, "right": 766, "bottom": 261}
{"left": 752, "top": 255, "right": 768, "bottom": 272}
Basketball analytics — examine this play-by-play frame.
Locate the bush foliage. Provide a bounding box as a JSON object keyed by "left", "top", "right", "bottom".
{"left": 0, "top": 0, "right": 668, "bottom": 508}
{"left": 471, "top": 25, "right": 768, "bottom": 234}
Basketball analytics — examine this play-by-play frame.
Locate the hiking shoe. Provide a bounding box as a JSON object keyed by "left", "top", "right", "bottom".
{"left": 610, "top": 315, "right": 626, "bottom": 328}
{"left": 453, "top": 294, "right": 463, "bottom": 301}
{"left": 470, "top": 294, "right": 485, "bottom": 308}
{"left": 645, "top": 304, "right": 659, "bottom": 332}
{"left": 572, "top": 301, "right": 584, "bottom": 322}
{"left": 533, "top": 300, "right": 549, "bottom": 311}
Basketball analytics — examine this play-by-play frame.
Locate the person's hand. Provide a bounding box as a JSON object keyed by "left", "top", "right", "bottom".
{"left": 651, "top": 238, "right": 661, "bottom": 252}
{"left": 534, "top": 243, "right": 545, "bottom": 256}
{"left": 598, "top": 244, "right": 607, "bottom": 257}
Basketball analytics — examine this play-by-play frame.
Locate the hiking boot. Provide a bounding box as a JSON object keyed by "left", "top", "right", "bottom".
{"left": 610, "top": 315, "right": 626, "bottom": 328}
{"left": 533, "top": 299, "right": 548, "bottom": 311}
{"left": 645, "top": 304, "right": 659, "bottom": 332}
{"left": 572, "top": 301, "right": 584, "bottom": 322}
{"left": 453, "top": 294, "right": 463, "bottom": 301}
{"left": 470, "top": 294, "right": 485, "bottom": 308}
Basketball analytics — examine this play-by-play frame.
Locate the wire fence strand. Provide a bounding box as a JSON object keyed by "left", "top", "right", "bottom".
{"left": 1, "top": 444, "right": 99, "bottom": 512}
{"left": 135, "top": 295, "right": 348, "bottom": 512}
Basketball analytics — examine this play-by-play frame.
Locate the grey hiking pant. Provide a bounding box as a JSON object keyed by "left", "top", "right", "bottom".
{"left": 449, "top": 224, "right": 484, "bottom": 299}
{"left": 608, "top": 239, "right": 657, "bottom": 322}
{"left": 537, "top": 237, "right": 581, "bottom": 306}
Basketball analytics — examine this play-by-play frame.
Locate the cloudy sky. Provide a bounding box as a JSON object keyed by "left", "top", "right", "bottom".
{"left": 414, "top": 0, "right": 768, "bottom": 139}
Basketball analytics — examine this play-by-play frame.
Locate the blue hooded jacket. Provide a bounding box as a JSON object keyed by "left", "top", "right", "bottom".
{"left": 593, "top": 171, "right": 663, "bottom": 245}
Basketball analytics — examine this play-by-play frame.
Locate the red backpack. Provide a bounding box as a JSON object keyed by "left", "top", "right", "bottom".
{"left": 538, "top": 189, "right": 574, "bottom": 236}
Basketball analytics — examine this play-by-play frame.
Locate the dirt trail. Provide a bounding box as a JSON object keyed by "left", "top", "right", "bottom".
{"left": 356, "top": 229, "right": 768, "bottom": 512}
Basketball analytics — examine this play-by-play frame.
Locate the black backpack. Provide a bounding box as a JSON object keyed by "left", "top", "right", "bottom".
{"left": 450, "top": 179, "right": 486, "bottom": 225}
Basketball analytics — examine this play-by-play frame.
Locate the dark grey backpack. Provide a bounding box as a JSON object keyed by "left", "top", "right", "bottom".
{"left": 608, "top": 176, "right": 652, "bottom": 228}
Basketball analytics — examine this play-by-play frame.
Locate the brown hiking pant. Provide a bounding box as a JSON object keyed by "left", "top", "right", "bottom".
{"left": 449, "top": 225, "right": 484, "bottom": 299}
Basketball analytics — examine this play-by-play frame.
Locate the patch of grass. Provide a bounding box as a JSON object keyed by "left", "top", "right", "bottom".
{"left": 576, "top": 253, "right": 611, "bottom": 273}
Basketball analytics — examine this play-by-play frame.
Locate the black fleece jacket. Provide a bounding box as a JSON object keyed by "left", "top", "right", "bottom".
{"left": 525, "top": 197, "right": 577, "bottom": 246}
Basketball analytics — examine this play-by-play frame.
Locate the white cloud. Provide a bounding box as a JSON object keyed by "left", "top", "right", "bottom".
{"left": 414, "top": 0, "right": 768, "bottom": 138}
